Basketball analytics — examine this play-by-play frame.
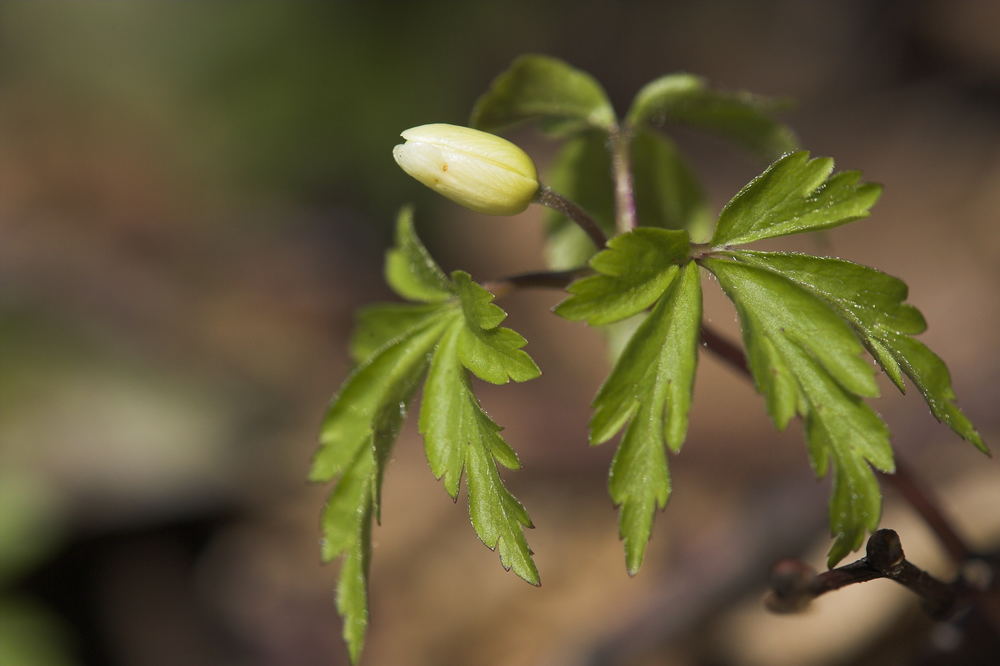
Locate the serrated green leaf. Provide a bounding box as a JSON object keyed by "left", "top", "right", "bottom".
{"left": 452, "top": 271, "right": 541, "bottom": 384}
{"left": 385, "top": 207, "right": 454, "bottom": 303}
{"left": 320, "top": 445, "right": 374, "bottom": 664}
{"left": 631, "top": 129, "right": 712, "bottom": 242}
{"left": 555, "top": 228, "right": 690, "bottom": 325}
{"left": 542, "top": 132, "right": 616, "bottom": 270}
{"left": 703, "top": 257, "right": 893, "bottom": 564}
{"left": 626, "top": 73, "right": 797, "bottom": 159}
{"left": 825, "top": 444, "right": 882, "bottom": 568}
{"left": 336, "top": 491, "right": 372, "bottom": 664}
{"left": 310, "top": 315, "right": 449, "bottom": 482}
{"left": 349, "top": 302, "right": 449, "bottom": 365}
{"left": 589, "top": 262, "right": 701, "bottom": 573}
{"left": 419, "top": 324, "right": 539, "bottom": 584}
{"left": 727, "top": 251, "right": 987, "bottom": 453}
{"left": 471, "top": 54, "right": 616, "bottom": 135}
{"left": 710, "top": 151, "right": 882, "bottom": 247}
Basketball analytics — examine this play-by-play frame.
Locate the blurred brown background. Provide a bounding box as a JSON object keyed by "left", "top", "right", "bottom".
{"left": 1, "top": 2, "right": 998, "bottom": 665}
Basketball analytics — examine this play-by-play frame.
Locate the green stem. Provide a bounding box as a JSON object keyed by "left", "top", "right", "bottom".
{"left": 610, "top": 125, "right": 636, "bottom": 233}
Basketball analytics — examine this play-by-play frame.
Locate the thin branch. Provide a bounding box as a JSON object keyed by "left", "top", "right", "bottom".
{"left": 700, "top": 323, "right": 750, "bottom": 376}
{"left": 534, "top": 185, "right": 608, "bottom": 249}
{"left": 481, "top": 268, "right": 586, "bottom": 299}
{"left": 767, "top": 529, "right": 959, "bottom": 618}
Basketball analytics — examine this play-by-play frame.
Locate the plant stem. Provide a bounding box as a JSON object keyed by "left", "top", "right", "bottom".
{"left": 609, "top": 125, "right": 637, "bottom": 234}
{"left": 700, "top": 324, "right": 750, "bottom": 376}
{"left": 482, "top": 268, "right": 589, "bottom": 299}
{"left": 767, "top": 529, "right": 958, "bottom": 618}
{"left": 535, "top": 185, "right": 608, "bottom": 249}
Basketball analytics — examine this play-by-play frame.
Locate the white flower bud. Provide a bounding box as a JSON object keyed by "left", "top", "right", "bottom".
{"left": 393, "top": 124, "right": 539, "bottom": 215}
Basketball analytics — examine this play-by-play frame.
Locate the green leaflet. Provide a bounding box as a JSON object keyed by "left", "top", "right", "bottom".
{"left": 310, "top": 316, "right": 450, "bottom": 483}
{"left": 725, "top": 251, "right": 986, "bottom": 453}
{"left": 323, "top": 439, "right": 374, "bottom": 664}
{"left": 322, "top": 396, "right": 407, "bottom": 663}
{"left": 470, "top": 54, "right": 616, "bottom": 135}
{"left": 349, "top": 302, "right": 448, "bottom": 365}
{"left": 702, "top": 257, "right": 894, "bottom": 565}
{"left": 385, "top": 207, "right": 454, "bottom": 303}
{"left": 592, "top": 262, "right": 702, "bottom": 573}
{"left": 316, "top": 212, "right": 542, "bottom": 661}
{"left": 420, "top": 324, "right": 539, "bottom": 584}
{"left": 542, "top": 131, "right": 616, "bottom": 270}
{"left": 626, "top": 73, "right": 797, "bottom": 159}
{"left": 555, "top": 228, "right": 690, "bottom": 325}
{"left": 452, "top": 271, "right": 542, "bottom": 384}
{"left": 710, "top": 151, "right": 882, "bottom": 247}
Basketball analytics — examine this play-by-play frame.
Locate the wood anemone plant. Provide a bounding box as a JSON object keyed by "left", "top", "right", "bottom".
{"left": 310, "top": 55, "right": 991, "bottom": 662}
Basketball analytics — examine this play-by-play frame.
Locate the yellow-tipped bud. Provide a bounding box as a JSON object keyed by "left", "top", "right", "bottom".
{"left": 392, "top": 123, "right": 539, "bottom": 215}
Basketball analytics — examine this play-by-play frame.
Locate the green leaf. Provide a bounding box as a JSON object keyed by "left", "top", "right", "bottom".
{"left": 631, "top": 129, "right": 712, "bottom": 242}
{"left": 310, "top": 314, "right": 449, "bottom": 482}
{"left": 320, "top": 445, "right": 373, "bottom": 664}
{"left": 626, "top": 73, "right": 797, "bottom": 159}
{"left": 726, "top": 251, "right": 987, "bottom": 453}
{"left": 710, "top": 151, "right": 882, "bottom": 247}
{"left": 703, "top": 257, "right": 893, "bottom": 564}
{"left": 385, "top": 207, "right": 454, "bottom": 303}
{"left": 317, "top": 215, "right": 544, "bottom": 662}
{"left": 590, "top": 262, "right": 701, "bottom": 573}
{"left": 452, "top": 271, "right": 541, "bottom": 384}
{"left": 419, "top": 324, "right": 540, "bottom": 584}
{"left": 471, "top": 54, "right": 616, "bottom": 135}
{"left": 542, "top": 132, "right": 615, "bottom": 270}
{"left": 349, "top": 302, "right": 448, "bottom": 365}
{"left": 555, "top": 228, "right": 690, "bottom": 325}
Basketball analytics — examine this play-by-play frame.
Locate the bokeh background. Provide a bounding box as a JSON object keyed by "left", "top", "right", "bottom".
{"left": 2, "top": 2, "right": 999, "bottom": 665}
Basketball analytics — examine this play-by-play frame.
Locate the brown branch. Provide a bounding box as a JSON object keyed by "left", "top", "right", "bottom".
{"left": 481, "top": 268, "right": 586, "bottom": 299}
{"left": 700, "top": 323, "right": 750, "bottom": 376}
{"left": 766, "top": 529, "right": 959, "bottom": 619}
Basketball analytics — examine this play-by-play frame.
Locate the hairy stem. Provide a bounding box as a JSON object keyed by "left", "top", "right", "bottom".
{"left": 610, "top": 126, "right": 637, "bottom": 234}
{"left": 535, "top": 185, "right": 608, "bottom": 249}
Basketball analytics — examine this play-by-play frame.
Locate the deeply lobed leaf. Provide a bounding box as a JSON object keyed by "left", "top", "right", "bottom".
{"left": 419, "top": 324, "right": 539, "bottom": 583}
{"left": 710, "top": 151, "right": 882, "bottom": 247}
{"left": 555, "top": 228, "right": 690, "bottom": 325}
{"left": 595, "top": 262, "right": 702, "bottom": 573}
{"left": 725, "top": 251, "right": 986, "bottom": 453}
{"left": 316, "top": 211, "right": 544, "bottom": 661}
{"left": 702, "top": 257, "right": 894, "bottom": 564}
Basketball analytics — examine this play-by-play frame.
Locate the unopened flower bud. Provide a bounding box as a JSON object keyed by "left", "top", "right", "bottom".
{"left": 393, "top": 124, "right": 539, "bottom": 215}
